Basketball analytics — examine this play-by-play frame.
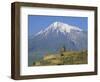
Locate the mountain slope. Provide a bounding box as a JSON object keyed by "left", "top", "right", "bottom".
{"left": 29, "top": 21, "right": 87, "bottom": 52}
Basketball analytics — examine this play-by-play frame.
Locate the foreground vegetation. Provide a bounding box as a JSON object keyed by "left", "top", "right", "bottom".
{"left": 32, "top": 50, "right": 87, "bottom": 66}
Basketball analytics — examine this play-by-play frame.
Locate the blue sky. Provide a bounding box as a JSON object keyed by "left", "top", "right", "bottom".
{"left": 28, "top": 15, "right": 88, "bottom": 36}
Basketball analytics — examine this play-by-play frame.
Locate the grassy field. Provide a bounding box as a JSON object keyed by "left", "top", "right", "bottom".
{"left": 32, "top": 50, "right": 88, "bottom": 66}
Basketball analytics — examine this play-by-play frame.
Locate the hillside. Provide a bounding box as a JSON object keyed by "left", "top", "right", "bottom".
{"left": 32, "top": 50, "right": 87, "bottom": 66}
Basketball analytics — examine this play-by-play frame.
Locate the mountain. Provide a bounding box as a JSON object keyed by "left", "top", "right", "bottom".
{"left": 28, "top": 21, "right": 87, "bottom": 56}
{"left": 34, "top": 21, "right": 82, "bottom": 36}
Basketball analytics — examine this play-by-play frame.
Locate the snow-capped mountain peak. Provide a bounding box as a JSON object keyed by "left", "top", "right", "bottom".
{"left": 35, "top": 21, "right": 83, "bottom": 36}
{"left": 50, "top": 21, "right": 82, "bottom": 32}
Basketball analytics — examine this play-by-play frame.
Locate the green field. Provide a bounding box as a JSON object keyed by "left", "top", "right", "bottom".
{"left": 32, "top": 50, "right": 88, "bottom": 66}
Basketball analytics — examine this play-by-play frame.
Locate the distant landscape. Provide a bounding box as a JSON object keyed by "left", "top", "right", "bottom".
{"left": 28, "top": 15, "right": 88, "bottom": 66}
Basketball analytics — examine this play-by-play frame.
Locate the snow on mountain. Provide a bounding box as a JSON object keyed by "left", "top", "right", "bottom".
{"left": 34, "top": 21, "right": 83, "bottom": 37}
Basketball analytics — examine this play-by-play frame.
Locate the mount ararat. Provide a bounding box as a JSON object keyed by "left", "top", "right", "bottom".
{"left": 29, "top": 21, "right": 87, "bottom": 52}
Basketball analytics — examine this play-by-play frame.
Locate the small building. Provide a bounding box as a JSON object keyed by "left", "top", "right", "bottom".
{"left": 43, "top": 54, "right": 57, "bottom": 60}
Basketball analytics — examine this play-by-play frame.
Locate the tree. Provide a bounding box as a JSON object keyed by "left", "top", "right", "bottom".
{"left": 60, "top": 45, "right": 66, "bottom": 56}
